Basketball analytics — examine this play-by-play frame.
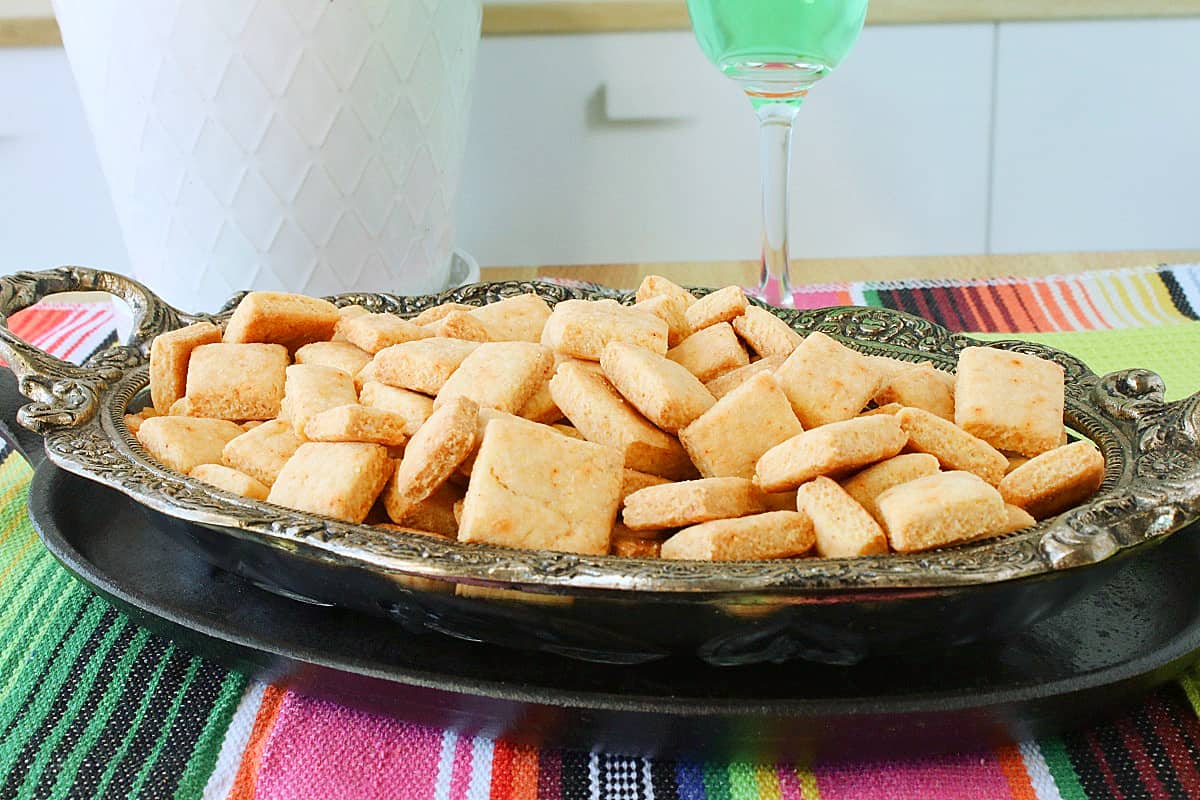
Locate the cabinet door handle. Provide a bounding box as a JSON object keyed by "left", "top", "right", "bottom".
{"left": 600, "top": 80, "right": 694, "bottom": 124}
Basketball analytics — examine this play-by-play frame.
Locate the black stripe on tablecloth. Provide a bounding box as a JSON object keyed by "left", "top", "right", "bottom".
{"left": 95, "top": 644, "right": 198, "bottom": 799}
{"left": 1129, "top": 693, "right": 1190, "bottom": 800}
{"left": 0, "top": 603, "right": 121, "bottom": 796}
{"left": 28, "top": 617, "right": 139, "bottom": 800}
{"left": 1159, "top": 268, "right": 1200, "bottom": 319}
{"left": 1061, "top": 725, "right": 1120, "bottom": 800}
{"left": 560, "top": 749, "right": 591, "bottom": 800}
{"left": 650, "top": 759, "right": 680, "bottom": 800}
{"left": 134, "top": 657, "right": 229, "bottom": 800}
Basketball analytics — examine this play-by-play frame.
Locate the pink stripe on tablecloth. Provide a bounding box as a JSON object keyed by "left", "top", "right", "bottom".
{"left": 777, "top": 764, "right": 808, "bottom": 800}
{"left": 449, "top": 733, "right": 475, "bottom": 800}
{"left": 255, "top": 693, "right": 444, "bottom": 800}
{"left": 814, "top": 752, "right": 1015, "bottom": 800}
{"left": 791, "top": 288, "right": 852, "bottom": 310}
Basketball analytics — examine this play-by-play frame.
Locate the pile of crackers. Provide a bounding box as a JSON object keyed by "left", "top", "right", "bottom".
{"left": 127, "top": 276, "right": 1105, "bottom": 566}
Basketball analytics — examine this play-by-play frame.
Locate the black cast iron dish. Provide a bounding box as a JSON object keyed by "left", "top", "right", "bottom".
{"left": 2, "top": 267, "right": 1199, "bottom": 666}
{"left": 20, "top": 442, "right": 1200, "bottom": 760}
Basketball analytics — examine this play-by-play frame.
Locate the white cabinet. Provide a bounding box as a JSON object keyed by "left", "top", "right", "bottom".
{"left": 989, "top": 18, "right": 1200, "bottom": 254}
{"left": 456, "top": 26, "right": 996, "bottom": 266}
{"left": 0, "top": 47, "right": 131, "bottom": 273}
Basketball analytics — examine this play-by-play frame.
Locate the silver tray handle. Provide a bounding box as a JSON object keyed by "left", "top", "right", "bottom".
{"left": 1040, "top": 368, "right": 1200, "bottom": 569}
{"left": 0, "top": 267, "right": 191, "bottom": 433}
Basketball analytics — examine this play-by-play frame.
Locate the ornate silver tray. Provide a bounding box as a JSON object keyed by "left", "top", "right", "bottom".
{"left": 4, "top": 266, "right": 1199, "bottom": 665}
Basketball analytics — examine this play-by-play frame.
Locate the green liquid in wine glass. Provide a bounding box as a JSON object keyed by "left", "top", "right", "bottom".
{"left": 687, "top": 0, "right": 868, "bottom": 103}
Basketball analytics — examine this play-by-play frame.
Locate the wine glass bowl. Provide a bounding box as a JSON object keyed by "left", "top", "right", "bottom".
{"left": 685, "top": 0, "right": 869, "bottom": 304}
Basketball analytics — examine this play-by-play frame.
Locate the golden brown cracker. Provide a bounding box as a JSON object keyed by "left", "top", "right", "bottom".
{"left": 458, "top": 416, "right": 623, "bottom": 556}
{"left": 466, "top": 293, "right": 552, "bottom": 342}
{"left": 703, "top": 355, "right": 786, "bottom": 400}
{"left": 635, "top": 274, "right": 696, "bottom": 308}
{"left": 838, "top": 452, "right": 941, "bottom": 523}
{"left": 358, "top": 381, "right": 435, "bottom": 435}
{"left": 731, "top": 305, "right": 802, "bottom": 358}
{"left": 954, "top": 346, "right": 1065, "bottom": 457}
{"left": 337, "top": 313, "right": 432, "bottom": 354}
{"left": 774, "top": 331, "right": 879, "bottom": 428}
{"left": 875, "top": 363, "right": 955, "bottom": 421}
{"left": 221, "top": 418, "right": 304, "bottom": 486}
{"left": 435, "top": 341, "right": 554, "bottom": 414}
{"left": 660, "top": 511, "right": 815, "bottom": 561}
{"left": 282, "top": 364, "right": 359, "bottom": 437}
{"left": 666, "top": 322, "right": 749, "bottom": 383}
{"left": 876, "top": 470, "right": 1008, "bottom": 552}
{"left": 600, "top": 341, "right": 716, "bottom": 433}
{"left": 184, "top": 343, "right": 288, "bottom": 421}
{"left": 679, "top": 372, "right": 803, "bottom": 479}
{"left": 383, "top": 396, "right": 479, "bottom": 521}
{"left": 189, "top": 463, "right": 269, "bottom": 501}
{"left": 897, "top": 406, "right": 1008, "bottom": 486}
{"left": 420, "top": 310, "right": 491, "bottom": 342}
{"left": 304, "top": 404, "right": 410, "bottom": 446}
{"left": 294, "top": 341, "right": 372, "bottom": 378}
{"left": 795, "top": 476, "right": 889, "bottom": 557}
{"left": 549, "top": 361, "right": 696, "bottom": 480}
{"left": 136, "top": 416, "right": 245, "bottom": 475}
{"left": 267, "top": 442, "right": 394, "bottom": 523}
{"left": 633, "top": 294, "right": 691, "bottom": 348}
{"left": 684, "top": 285, "right": 747, "bottom": 331}
{"left": 541, "top": 299, "right": 668, "bottom": 360}
{"left": 623, "top": 477, "right": 769, "bottom": 530}
{"left": 149, "top": 321, "right": 222, "bottom": 414}
{"left": 998, "top": 440, "right": 1105, "bottom": 519}
{"left": 755, "top": 414, "right": 908, "bottom": 493}
{"left": 223, "top": 291, "right": 339, "bottom": 350}
{"left": 373, "top": 338, "right": 480, "bottom": 395}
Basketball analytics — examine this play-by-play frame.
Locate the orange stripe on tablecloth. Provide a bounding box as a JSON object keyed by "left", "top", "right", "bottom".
{"left": 1033, "top": 280, "right": 1075, "bottom": 331}
{"left": 1074, "top": 276, "right": 1113, "bottom": 329}
{"left": 995, "top": 744, "right": 1038, "bottom": 800}
{"left": 993, "top": 283, "right": 1040, "bottom": 332}
{"left": 1056, "top": 278, "right": 1101, "bottom": 331}
{"left": 490, "top": 741, "right": 515, "bottom": 800}
{"left": 225, "top": 684, "right": 287, "bottom": 800}
{"left": 1014, "top": 282, "right": 1055, "bottom": 332}
{"left": 509, "top": 744, "right": 540, "bottom": 800}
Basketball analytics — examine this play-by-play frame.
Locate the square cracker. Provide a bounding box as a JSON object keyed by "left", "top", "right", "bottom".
{"left": 359, "top": 381, "right": 434, "bottom": 435}
{"left": 685, "top": 285, "right": 747, "bottom": 331}
{"left": 955, "top": 346, "right": 1065, "bottom": 457}
{"left": 680, "top": 372, "right": 803, "bottom": 479}
{"left": 731, "top": 305, "right": 802, "bottom": 359}
{"left": 420, "top": 310, "right": 491, "bottom": 341}
{"left": 998, "top": 440, "right": 1104, "bottom": 519}
{"left": 874, "top": 363, "right": 955, "bottom": 421}
{"left": 541, "top": 299, "right": 668, "bottom": 360}
{"left": 622, "top": 477, "right": 768, "bottom": 530}
{"left": 635, "top": 275, "right": 695, "bottom": 308}
{"left": 466, "top": 293, "right": 552, "bottom": 342}
{"left": 222, "top": 418, "right": 304, "bottom": 486}
{"left": 660, "top": 511, "right": 814, "bottom": 561}
{"left": 391, "top": 482, "right": 463, "bottom": 537}
{"left": 189, "top": 463, "right": 269, "bottom": 501}
{"left": 459, "top": 416, "right": 623, "bottom": 555}
{"left": 149, "top": 321, "right": 222, "bottom": 414}
{"left": 549, "top": 361, "right": 696, "bottom": 480}
{"left": 374, "top": 338, "right": 480, "bottom": 395}
{"left": 435, "top": 341, "right": 554, "bottom": 414}
{"left": 600, "top": 341, "right": 715, "bottom": 433}
{"left": 267, "top": 442, "right": 394, "bottom": 524}
{"left": 633, "top": 294, "right": 691, "bottom": 348}
{"left": 755, "top": 414, "right": 908, "bottom": 493}
{"left": 897, "top": 406, "right": 1008, "bottom": 486}
{"left": 516, "top": 372, "right": 563, "bottom": 424}
{"left": 304, "top": 404, "right": 410, "bottom": 446}
{"left": 795, "top": 476, "right": 889, "bottom": 557}
{"left": 412, "top": 303, "right": 476, "bottom": 326}
{"left": 185, "top": 343, "right": 288, "bottom": 421}
{"left": 282, "top": 364, "right": 359, "bottom": 437}
{"left": 337, "top": 313, "right": 432, "bottom": 354}
{"left": 876, "top": 470, "right": 1008, "bottom": 552}
{"left": 383, "top": 396, "right": 479, "bottom": 521}
{"left": 666, "top": 322, "right": 749, "bottom": 383}
{"left": 223, "top": 291, "right": 339, "bottom": 351}
{"left": 704, "top": 355, "right": 786, "bottom": 400}
{"left": 621, "top": 468, "right": 672, "bottom": 502}
{"left": 838, "top": 452, "right": 941, "bottom": 523}
{"left": 136, "top": 416, "right": 245, "bottom": 474}
{"left": 295, "top": 341, "right": 372, "bottom": 379}
{"left": 774, "top": 331, "right": 879, "bottom": 428}
{"left": 611, "top": 527, "right": 663, "bottom": 558}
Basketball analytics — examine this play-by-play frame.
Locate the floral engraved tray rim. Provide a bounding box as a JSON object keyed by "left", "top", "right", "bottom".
{"left": 4, "top": 267, "right": 1200, "bottom": 598}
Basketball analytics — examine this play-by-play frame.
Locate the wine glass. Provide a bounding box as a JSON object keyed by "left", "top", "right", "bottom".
{"left": 686, "top": 0, "right": 869, "bottom": 306}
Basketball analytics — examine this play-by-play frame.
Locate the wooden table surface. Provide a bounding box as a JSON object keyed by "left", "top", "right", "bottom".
{"left": 480, "top": 249, "right": 1200, "bottom": 290}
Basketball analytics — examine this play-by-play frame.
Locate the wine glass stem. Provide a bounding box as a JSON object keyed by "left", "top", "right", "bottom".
{"left": 756, "top": 102, "right": 801, "bottom": 307}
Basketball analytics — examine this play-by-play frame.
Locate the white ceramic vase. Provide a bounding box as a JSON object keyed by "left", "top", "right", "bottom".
{"left": 53, "top": 0, "right": 482, "bottom": 311}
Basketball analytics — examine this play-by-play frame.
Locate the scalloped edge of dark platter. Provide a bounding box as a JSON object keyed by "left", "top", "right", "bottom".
{"left": 28, "top": 460, "right": 1200, "bottom": 761}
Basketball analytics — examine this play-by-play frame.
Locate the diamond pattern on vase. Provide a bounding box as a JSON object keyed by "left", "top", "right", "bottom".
{"left": 52, "top": 0, "right": 482, "bottom": 311}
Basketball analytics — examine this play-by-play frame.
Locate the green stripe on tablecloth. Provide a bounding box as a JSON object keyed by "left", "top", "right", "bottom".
{"left": 0, "top": 450, "right": 246, "bottom": 799}
{"left": 1039, "top": 736, "right": 1090, "bottom": 800}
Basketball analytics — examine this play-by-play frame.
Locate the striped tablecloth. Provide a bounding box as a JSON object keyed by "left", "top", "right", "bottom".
{"left": 2, "top": 264, "right": 1200, "bottom": 800}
